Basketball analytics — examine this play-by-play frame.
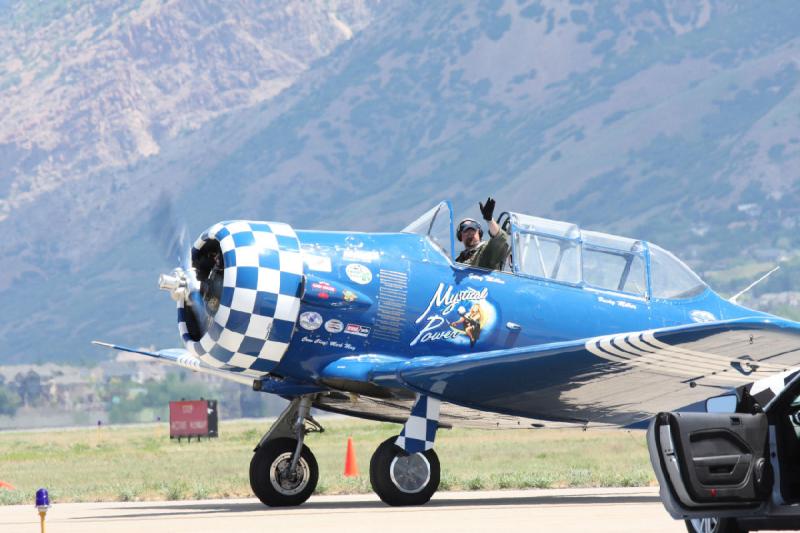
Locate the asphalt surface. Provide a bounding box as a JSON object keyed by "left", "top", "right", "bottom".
{"left": 0, "top": 487, "right": 688, "bottom": 533}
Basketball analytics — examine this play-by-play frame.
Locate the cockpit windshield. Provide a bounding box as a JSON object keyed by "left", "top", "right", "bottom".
{"left": 648, "top": 244, "right": 706, "bottom": 299}
{"left": 509, "top": 212, "right": 707, "bottom": 300}
{"left": 402, "top": 201, "right": 455, "bottom": 258}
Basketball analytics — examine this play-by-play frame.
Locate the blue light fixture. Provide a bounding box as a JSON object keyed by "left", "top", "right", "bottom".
{"left": 35, "top": 487, "right": 50, "bottom": 510}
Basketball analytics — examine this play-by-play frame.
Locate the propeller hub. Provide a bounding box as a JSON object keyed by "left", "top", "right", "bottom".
{"left": 159, "top": 268, "right": 190, "bottom": 302}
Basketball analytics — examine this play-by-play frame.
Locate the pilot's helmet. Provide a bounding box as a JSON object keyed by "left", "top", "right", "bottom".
{"left": 457, "top": 218, "right": 483, "bottom": 242}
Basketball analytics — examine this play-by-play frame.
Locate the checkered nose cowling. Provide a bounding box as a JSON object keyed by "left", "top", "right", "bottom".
{"left": 177, "top": 221, "right": 304, "bottom": 376}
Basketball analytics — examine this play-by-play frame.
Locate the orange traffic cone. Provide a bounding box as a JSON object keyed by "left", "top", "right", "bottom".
{"left": 344, "top": 436, "right": 359, "bottom": 477}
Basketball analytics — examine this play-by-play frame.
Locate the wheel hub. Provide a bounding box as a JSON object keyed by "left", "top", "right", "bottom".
{"left": 270, "top": 452, "right": 310, "bottom": 496}
{"left": 389, "top": 453, "right": 431, "bottom": 494}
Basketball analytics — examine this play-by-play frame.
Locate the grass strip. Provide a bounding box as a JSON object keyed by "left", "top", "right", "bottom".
{"left": 0, "top": 418, "right": 654, "bottom": 504}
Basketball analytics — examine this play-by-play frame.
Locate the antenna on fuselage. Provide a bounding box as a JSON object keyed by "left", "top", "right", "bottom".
{"left": 729, "top": 265, "right": 781, "bottom": 304}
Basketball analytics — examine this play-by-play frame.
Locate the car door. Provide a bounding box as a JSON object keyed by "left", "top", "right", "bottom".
{"left": 648, "top": 410, "right": 772, "bottom": 520}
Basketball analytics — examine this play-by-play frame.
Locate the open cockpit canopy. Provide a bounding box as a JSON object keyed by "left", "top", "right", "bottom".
{"left": 402, "top": 202, "right": 707, "bottom": 300}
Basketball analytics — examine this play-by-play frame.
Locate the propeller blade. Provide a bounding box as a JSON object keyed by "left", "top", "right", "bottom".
{"left": 149, "top": 192, "right": 188, "bottom": 267}
{"left": 150, "top": 192, "right": 211, "bottom": 332}
{"left": 185, "top": 266, "right": 211, "bottom": 329}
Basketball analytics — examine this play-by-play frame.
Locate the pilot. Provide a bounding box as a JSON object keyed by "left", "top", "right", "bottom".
{"left": 455, "top": 197, "right": 510, "bottom": 270}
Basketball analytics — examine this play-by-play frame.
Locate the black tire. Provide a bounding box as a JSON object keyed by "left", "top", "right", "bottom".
{"left": 249, "top": 437, "right": 318, "bottom": 507}
{"left": 369, "top": 436, "right": 440, "bottom": 506}
{"left": 685, "top": 517, "right": 747, "bottom": 533}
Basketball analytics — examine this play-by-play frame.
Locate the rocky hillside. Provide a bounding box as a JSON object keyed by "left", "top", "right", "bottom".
{"left": 1, "top": 0, "right": 799, "bottom": 363}
{"left": 0, "top": 0, "right": 379, "bottom": 227}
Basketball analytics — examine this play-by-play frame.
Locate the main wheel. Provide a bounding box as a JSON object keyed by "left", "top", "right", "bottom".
{"left": 685, "top": 517, "right": 747, "bottom": 533}
{"left": 249, "top": 437, "right": 318, "bottom": 507}
{"left": 369, "top": 436, "right": 440, "bottom": 506}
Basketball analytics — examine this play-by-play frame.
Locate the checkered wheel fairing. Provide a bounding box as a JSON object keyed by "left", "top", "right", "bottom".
{"left": 395, "top": 394, "right": 441, "bottom": 454}
{"left": 177, "top": 221, "right": 304, "bottom": 376}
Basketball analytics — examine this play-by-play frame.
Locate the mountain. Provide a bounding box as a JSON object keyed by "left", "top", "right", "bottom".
{"left": 0, "top": 0, "right": 380, "bottom": 280}
{"left": 2, "top": 0, "right": 799, "bottom": 363}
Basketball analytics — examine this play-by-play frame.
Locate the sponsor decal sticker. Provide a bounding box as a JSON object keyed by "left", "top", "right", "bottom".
{"left": 344, "top": 323, "right": 371, "bottom": 337}
{"left": 312, "top": 281, "right": 336, "bottom": 293}
{"left": 312, "top": 281, "right": 336, "bottom": 300}
{"left": 299, "top": 311, "right": 323, "bottom": 331}
{"left": 325, "top": 319, "right": 344, "bottom": 334}
{"left": 343, "top": 290, "right": 357, "bottom": 303}
{"left": 411, "top": 282, "right": 496, "bottom": 348}
{"left": 343, "top": 249, "right": 380, "bottom": 263}
{"left": 345, "top": 263, "right": 373, "bottom": 285}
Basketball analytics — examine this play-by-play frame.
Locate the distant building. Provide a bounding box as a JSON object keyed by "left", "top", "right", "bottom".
{"left": 47, "top": 372, "right": 102, "bottom": 411}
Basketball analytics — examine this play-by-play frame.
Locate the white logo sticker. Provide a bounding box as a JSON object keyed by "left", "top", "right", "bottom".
{"left": 299, "top": 311, "right": 323, "bottom": 330}
{"left": 324, "top": 319, "right": 344, "bottom": 334}
{"left": 343, "top": 249, "right": 381, "bottom": 263}
{"left": 302, "top": 253, "right": 332, "bottom": 272}
{"left": 345, "top": 263, "right": 373, "bottom": 285}
{"left": 690, "top": 310, "right": 716, "bottom": 323}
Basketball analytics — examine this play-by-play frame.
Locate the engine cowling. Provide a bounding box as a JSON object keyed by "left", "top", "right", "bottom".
{"left": 177, "top": 220, "right": 304, "bottom": 375}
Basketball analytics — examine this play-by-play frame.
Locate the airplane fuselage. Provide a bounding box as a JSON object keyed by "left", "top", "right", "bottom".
{"left": 275, "top": 231, "right": 767, "bottom": 398}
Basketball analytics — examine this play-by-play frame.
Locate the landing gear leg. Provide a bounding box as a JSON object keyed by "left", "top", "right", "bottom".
{"left": 370, "top": 394, "right": 442, "bottom": 506}
{"left": 249, "top": 395, "right": 323, "bottom": 507}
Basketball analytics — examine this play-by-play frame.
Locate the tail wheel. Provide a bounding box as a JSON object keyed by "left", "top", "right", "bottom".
{"left": 369, "top": 436, "right": 440, "bottom": 506}
{"left": 685, "top": 518, "right": 747, "bottom": 533}
{"left": 249, "top": 437, "right": 318, "bottom": 507}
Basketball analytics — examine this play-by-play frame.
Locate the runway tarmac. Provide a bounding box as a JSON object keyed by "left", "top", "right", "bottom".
{"left": 0, "top": 487, "right": 688, "bottom": 533}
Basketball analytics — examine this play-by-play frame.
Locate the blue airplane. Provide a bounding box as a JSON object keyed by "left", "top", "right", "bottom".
{"left": 95, "top": 200, "right": 800, "bottom": 528}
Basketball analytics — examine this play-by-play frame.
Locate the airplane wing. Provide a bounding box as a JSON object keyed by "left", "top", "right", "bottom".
{"left": 320, "top": 317, "right": 800, "bottom": 427}
{"left": 92, "top": 341, "right": 256, "bottom": 386}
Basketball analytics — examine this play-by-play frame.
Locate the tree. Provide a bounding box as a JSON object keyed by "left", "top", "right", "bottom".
{"left": 0, "top": 386, "right": 21, "bottom": 416}
{"left": 107, "top": 373, "right": 214, "bottom": 424}
{"left": 13, "top": 370, "right": 43, "bottom": 407}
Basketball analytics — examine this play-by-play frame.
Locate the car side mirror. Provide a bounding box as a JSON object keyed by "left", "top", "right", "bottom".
{"left": 706, "top": 394, "right": 737, "bottom": 413}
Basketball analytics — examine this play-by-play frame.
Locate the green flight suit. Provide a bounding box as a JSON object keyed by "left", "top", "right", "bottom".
{"left": 456, "top": 229, "right": 510, "bottom": 270}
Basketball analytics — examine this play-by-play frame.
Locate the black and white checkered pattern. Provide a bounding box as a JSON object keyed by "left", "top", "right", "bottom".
{"left": 742, "top": 368, "right": 800, "bottom": 409}
{"left": 395, "top": 394, "right": 441, "bottom": 453}
{"left": 176, "top": 221, "right": 303, "bottom": 376}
